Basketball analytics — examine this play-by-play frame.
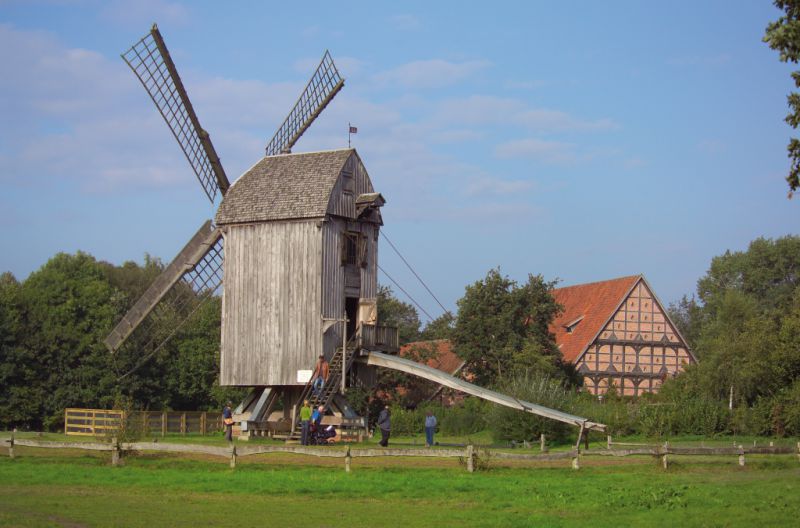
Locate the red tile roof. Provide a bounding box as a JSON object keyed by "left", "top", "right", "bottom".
{"left": 550, "top": 275, "right": 641, "bottom": 363}
{"left": 399, "top": 339, "right": 465, "bottom": 376}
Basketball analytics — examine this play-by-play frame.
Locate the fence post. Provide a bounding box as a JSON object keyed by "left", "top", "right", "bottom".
{"left": 796, "top": 442, "right": 800, "bottom": 462}
{"left": 738, "top": 445, "right": 745, "bottom": 467}
{"left": 161, "top": 412, "right": 167, "bottom": 437}
{"left": 466, "top": 444, "right": 475, "bottom": 473}
{"left": 8, "top": 428, "right": 14, "bottom": 459}
{"left": 540, "top": 433, "right": 548, "bottom": 453}
{"left": 229, "top": 444, "right": 237, "bottom": 469}
{"left": 661, "top": 441, "right": 669, "bottom": 470}
{"left": 181, "top": 413, "right": 186, "bottom": 435}
{"left": 345, "top": 445, "right": 352, "bottom": 473}
{"left": 571, "top": 449, "right": 580, "bottom": 470}
{"left": 201, "top": 412, "right": 207, "bottom": 436}
{"left": 607, "top": 435, "right": 612, "bottom": 449}
{"left": 111, "top": 437, "right": 120, "bottom": 467}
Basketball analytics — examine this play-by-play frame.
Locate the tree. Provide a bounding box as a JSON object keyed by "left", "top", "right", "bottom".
{"left": 419, "top": 312, "right": 456, "bottom": 341}
{"left": 376, "top": 284, "right": 421, "bottom": 345}
{"left": 667, "top": 294, "right": 704, "bottom": 350}
{"left": 17, "top": 252, "right": 120, "bottom": 428}
{"left": 452, "top": 268, "right": 563, "bottom": 386}
{"left": 0, "top": 272, "right": 42, "bottom": 429}
{"left": 697, "top": 235, "right": 800, "bottom": 316}
{"left": 660, "top": 236, "right": 800, "bottom": 432}
{"left": 764, "top": 0, "right": 800, "bottom": 196}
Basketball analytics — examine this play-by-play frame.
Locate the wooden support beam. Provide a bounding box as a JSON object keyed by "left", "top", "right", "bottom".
{"left": 361, "top": 352, "right": 606, "bottom": 432}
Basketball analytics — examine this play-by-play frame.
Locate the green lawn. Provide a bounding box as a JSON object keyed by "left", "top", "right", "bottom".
{"left": 1, "top": 443, "right": 799, "bottom": 527}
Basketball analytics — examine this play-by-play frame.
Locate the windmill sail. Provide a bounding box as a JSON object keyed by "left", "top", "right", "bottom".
{"left": 105, "top": 220, "right": 223, "bottom": 356}
{"left": 122, "top": 24, "right": 229, "bottom": 203}
{"left": 265, "top": 50, "right": 345, "bottom": 156}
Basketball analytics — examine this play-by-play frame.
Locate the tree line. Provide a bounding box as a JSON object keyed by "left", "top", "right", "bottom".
{"left": 2, "top": 235, "right": 800, "bottom": 437}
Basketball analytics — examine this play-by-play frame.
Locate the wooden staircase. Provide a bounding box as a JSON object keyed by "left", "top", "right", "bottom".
{"left": 283, "top": 344, "right": 359, "bottom": 440}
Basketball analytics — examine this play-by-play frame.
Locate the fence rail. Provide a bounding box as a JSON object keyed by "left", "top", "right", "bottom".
{"left": 3, "top": 433, "right": 799, "bottom": 473}
{"left": 64, "top": 408, "right": 223, "bottom": 437}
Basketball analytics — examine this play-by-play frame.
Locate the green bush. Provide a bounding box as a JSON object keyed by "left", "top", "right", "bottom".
{"left": 486, "top": 373, "right": 578, "bottom": 443}
{"left": 437, "top": 398, "right": 488, "bottom": 436}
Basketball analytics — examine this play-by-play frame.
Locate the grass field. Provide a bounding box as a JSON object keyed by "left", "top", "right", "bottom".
{"left": 1, "top": 436, "right": 799, "bottom": 527}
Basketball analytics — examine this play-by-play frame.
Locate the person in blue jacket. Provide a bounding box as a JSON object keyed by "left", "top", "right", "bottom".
{"left": 424, "top": 410, "right": 437, "bottom": 447}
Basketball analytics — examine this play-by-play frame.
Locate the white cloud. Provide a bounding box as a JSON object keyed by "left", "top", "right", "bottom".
{"left": 434, "top": 95, "right": 617, "bottom": 131}
{"left": 494, "top": 138, "right": 578, "bottom": 164}
{"left": 373, "top": 59, "right": 491, "bottom": 89}
{"left": 464, "top": 177, "right": 535, "bottom": 196}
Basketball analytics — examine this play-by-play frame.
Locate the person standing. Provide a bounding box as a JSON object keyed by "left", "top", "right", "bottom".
{"left": 424, "top": 410, "right": 437, "bottom": 447}
{"left": 312, "top": 355, "right": 330, "bottom": 397}
{"left": 222, "top": 401, "right": 234, "bottom": 442}
{"left": 377, "top": 405, "right": 391, "bottom": 447}
{"left": 300, "top": 399, "right": 312, "bottom": 446}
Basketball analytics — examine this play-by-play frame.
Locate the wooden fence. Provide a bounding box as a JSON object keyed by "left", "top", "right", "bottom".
{"left": 3, "top": 431, "right": 799, "bottom": 473}
{"left": 64, "top": 408, "right": 223, "bottom": 437}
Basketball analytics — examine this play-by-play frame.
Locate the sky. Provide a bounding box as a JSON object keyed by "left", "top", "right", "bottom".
{"left": 1, "top": 0, "right": 799, "bottom": 324}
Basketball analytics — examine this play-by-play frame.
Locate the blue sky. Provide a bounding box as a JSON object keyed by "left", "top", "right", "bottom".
{"left": 1, "top": 0, "right": 799, "bottom": 322}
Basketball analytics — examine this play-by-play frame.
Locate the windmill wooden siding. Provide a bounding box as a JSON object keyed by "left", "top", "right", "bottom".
{"left": 550, "top": 275, "right": 695, "bottom": 397}
{"left": 220, "top": 221, "right": 323, "bottom": 386}
{"left": 216, "top": 149, "right": 384, "bottom": 387}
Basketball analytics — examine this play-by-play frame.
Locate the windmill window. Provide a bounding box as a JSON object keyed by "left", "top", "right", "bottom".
{"left": 342, "top": 170, "right": 354, "bottom": 193}
{"left": 342, "top": 233, "right": 359, "bottom": 266}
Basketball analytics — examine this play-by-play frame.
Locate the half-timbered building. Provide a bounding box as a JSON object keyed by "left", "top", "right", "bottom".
{"left": 550, "top": 275, "right": 695, "bottom": 396}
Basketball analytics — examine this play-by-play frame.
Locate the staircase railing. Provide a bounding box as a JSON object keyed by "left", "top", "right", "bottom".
{"left": 291, "top": 332, "right": 360, "bottom": 437}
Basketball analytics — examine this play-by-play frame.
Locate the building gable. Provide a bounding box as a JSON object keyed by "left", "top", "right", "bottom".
{"left": 550, "top": 275, "right": 640, "bottom": 363}
{"left": 552, "top": 275, "right": 695, "bottom": 396}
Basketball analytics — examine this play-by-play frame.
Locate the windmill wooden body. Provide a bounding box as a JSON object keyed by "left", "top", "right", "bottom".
{"left": 106, "top": 25, "right": 606, "bottom": 440}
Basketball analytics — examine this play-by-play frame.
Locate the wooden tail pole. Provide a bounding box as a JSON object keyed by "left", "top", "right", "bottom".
{"left": 572, "top": 423, "right": 586, "bottom": 470}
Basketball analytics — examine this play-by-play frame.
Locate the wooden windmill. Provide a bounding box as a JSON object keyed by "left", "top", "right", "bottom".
{"left": 106, "top": 25, "right": 605, "bottom": 440}
{"left": 104, "top": 24, "right": 395, "bottom": 438}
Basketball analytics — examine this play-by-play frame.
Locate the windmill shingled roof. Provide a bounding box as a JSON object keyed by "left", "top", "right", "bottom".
{"left": 549, "top": 275, "right": 641, "bottom": 363}
{"left": 215, "top": 149, "right": 354, "bottom": 225}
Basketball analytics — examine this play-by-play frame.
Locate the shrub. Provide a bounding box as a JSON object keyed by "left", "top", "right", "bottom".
{"left": 486, "top": 372, "right": 577, "bottom": 443}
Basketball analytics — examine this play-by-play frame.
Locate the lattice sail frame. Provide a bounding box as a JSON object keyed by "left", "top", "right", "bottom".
{"left": 122, "top": 25, "right": 229, "bottom": 203}
{"left": 115, "top": 234, "right": 224, "bottom": 380}
{"left": 265, "top": 50, "right": 345, "bottom": 156}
